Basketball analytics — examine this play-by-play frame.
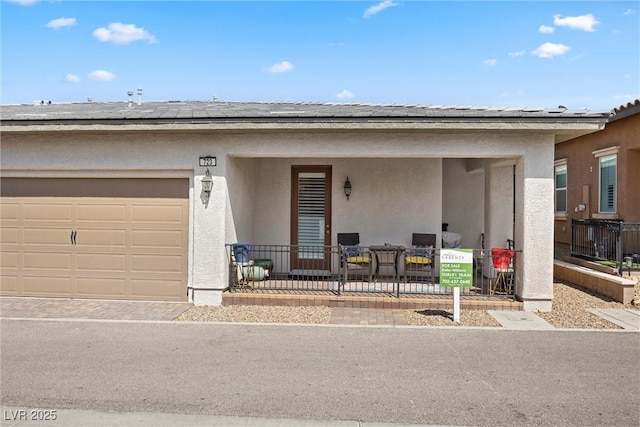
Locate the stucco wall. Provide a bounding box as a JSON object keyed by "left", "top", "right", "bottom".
{"left": 247, "top": 157, "right": 443, "bottom": 248}
{"left": 442, "top": 158, "right": 484, "bottom": 248}
{"left": 2, "top": 129, "right": 559, "bottom": 308}
{"left": 554, "top": 113, "right": 640, "bottom": 250}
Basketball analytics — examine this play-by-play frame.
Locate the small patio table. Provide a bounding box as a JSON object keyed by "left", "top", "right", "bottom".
{"left": 369, "top": 245, "right": 406, "bottom": 296}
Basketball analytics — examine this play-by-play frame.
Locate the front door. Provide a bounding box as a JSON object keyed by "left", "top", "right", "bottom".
{"left": 291, "top": 166, "right": 332, "bottom": 272}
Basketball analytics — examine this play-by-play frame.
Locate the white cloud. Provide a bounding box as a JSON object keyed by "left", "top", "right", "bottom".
{"left": 483, "top": 59, "right": 497, "bottom": 66}
{"left": 336, "top": 89, "right": 354, "bottom": 99}
{"left": 623, "top": 9, "right": 636, "bottom": 16}
{"left": 363, "top": 0, "right": 399, "bottom": 19}
{"left": 46, "top": 17, "right": 77, "bottom": 30}
{"left": 93, "top": 22, "right": 157, "bottom": 45}
{"left": 88, "top": 70, "right": 117, "bottom": 81}
{"left": 553, "top": 14, "right": 600, "bottom": 32}
{"left": 65, "top": 73, "right": 80, "bottom": 83}
{"left": 508, "top": 50, "right": 526, "bottom": 57}
{"left": 5, "top": 0, "right": 39, "bottom": 5}
{"left": 531, "top": 42, "right": 570, "bottom": 59}
{"left": 538, "top": 25, "right": 554, "bottom": 34}
{"left": 267, "top": 61, "right": 294, "bottom": 73}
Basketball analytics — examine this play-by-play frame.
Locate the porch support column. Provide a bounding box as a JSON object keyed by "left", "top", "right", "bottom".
{"left": 483, "top": 163, "right": 514, "bottom": 278}
{"left": 514, "top": 139, "right": 555, "bottom": 311}
{"left": 190, "top": 169, "right": 228, "bottom": 306}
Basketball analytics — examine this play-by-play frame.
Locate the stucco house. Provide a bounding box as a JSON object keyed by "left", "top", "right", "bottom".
{"left": 554, "top": 99, "right": 640, "bottom": 259}
{"left": 0, "top": 100, "right": 609, "bottom": 311}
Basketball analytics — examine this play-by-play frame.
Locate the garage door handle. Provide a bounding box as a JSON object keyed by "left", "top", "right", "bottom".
{"left": 70, "top": 230, "right": 77, "bottom": 245}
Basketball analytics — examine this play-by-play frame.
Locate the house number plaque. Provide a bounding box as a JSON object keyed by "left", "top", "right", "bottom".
{"left": 199, "top": 156, "right": 217, "bottom": 167}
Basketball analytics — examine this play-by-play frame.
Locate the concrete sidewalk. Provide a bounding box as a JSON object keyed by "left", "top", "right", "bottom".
{"left": 587, "top": 308, "right": 640, "bottom": 330}
{"left": 488, "top": 310, "right": 554, "bottom": 330}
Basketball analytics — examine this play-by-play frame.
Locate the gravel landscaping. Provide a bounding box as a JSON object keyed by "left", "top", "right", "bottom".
{"left": 176, "top": 277, "right": 640, "bottom": 329}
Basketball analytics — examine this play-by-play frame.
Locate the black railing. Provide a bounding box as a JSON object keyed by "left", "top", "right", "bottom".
{"left": 571, "top": 219, "right": 640, "bottom": 274}
{"left": 226, "top": 244, "right": 518, "bottom": 298}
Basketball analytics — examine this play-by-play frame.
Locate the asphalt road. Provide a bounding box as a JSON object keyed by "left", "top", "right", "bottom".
{"left": 1, "top": 319, "right": 639, "bottom": 426}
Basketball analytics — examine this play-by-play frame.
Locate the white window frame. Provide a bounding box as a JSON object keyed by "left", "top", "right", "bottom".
{"left": 554, "top": 159, "right": 567, "bottom": 217}
{"left": 592, "top": 146, "right": 619, "bottom": 217}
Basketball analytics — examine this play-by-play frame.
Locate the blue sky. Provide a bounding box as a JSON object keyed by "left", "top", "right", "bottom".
{"left": 2, "top": 1, "right": 638, "bottom": 110}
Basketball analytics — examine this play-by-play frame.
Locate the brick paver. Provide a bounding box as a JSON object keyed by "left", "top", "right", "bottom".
{"left": 0, "top": 297, "right": 192, "bottom": 321}
{"left": 330, "top": 307, "right": 408, "bottom": 325}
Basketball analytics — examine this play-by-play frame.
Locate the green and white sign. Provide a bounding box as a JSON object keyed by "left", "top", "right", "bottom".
{"left": 440, "top": 248, "right": 473, "bottom": 288}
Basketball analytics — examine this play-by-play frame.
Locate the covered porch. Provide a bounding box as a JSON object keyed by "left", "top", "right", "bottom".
{"left": 217, "top": 149, "right": 538, "bottom": 308}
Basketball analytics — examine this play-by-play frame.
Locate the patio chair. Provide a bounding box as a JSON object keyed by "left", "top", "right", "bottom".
{"left": 230, "top": 243, "right": 267, "bottom": 287}
{"left": 490, "top": 245, "right": 515, "bottom": 294}
{"left": 404, "top": 233, "right": 436, "bottom": 283}
{"left": 337, "top": 233, "right": 372, "bottom": 283}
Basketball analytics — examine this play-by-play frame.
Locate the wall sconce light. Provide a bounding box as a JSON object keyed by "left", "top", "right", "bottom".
{"left": 202, "top": 168, "right": 213, "bottom": 195}
{"left": 343, "top": 177, "right": 352, "bottom": 200}
{"left": 574, "top": 204, "right": 586, "bottom": 212}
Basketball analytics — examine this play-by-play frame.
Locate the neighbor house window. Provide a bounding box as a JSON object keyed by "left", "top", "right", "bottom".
{"left": 593, "top": 146, "right": 619, "bottom": 215}
{"left": 599, "top": 154, "right": 617, "bottom": 213}
{"left": 554, "top": 162, "right": 567, "bottom": 214}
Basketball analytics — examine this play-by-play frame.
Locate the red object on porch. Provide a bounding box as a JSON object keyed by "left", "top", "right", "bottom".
{"left": 491, "top": 247, "right": 514, "bottom": 269}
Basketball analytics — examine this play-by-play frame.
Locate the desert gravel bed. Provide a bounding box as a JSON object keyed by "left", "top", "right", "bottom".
{"left": 177, "top": 305, "right": 332, "bottom": 324}
{"left": 536, "top": 279, "right": 639, "bottom": 329}
{"left": 176, "top": 278, "right": 640, "bottom": 328}
{"left": 405, "top": 308, "right": 501, "bottom": 327}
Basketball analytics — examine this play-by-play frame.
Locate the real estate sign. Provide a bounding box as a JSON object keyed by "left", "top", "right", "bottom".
{"left": 440, "top": 248, "right": 473, "bottom": 288}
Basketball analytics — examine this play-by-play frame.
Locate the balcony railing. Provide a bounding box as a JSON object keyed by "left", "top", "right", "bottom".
{"left": 226, "top": 244, "right": 518, "bottom": 298}
{"left": 571, "top": 219, "right": 640, "bottom": 274}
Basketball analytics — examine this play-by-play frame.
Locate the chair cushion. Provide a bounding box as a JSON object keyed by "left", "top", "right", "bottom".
{"left": 411, "top": 245, "right": 433, "bottom": 257}
{"left": 346, "top": 256, "right": 370, "bottom": 264}
{"left": 405, "top": 255, "right": 432, "bottom": 265}
{"left": 343, "top": 245, "right": 362, "bottom": 257}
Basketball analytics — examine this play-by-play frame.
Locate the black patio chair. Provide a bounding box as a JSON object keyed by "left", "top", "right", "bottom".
{"left": 337, "top": 233, "right": 372, "bottom": 283}
{"left": 404, "top": 233, "right": 436, "bottom": 284}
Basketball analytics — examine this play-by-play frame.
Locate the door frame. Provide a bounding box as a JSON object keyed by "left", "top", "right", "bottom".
{"left": 290, "top": 165, "right": 332, "bottom": 272}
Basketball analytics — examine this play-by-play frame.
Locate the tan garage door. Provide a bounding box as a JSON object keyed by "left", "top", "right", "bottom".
{"left": 1, "top": 178, "right": 188, "bottom": 301}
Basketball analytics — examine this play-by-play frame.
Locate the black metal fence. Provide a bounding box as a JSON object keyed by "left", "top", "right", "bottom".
{"left": 571, "top": 219, "right": 640, "bottom": 274}
{"left": 226, "top": 244, "right": 518, "bottom": 298}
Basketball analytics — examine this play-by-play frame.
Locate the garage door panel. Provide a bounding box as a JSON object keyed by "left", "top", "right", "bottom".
{"left": 131, "top": 254, "right": 183, "bottom": 273}
{"left": 76, "top": 278, "right": 126, "bottom": 297}
{"left": 132, "top": 230, "right": 185, "bottom": 248}
{"left": 1, "top": 228, "right": 19, "bottom": 245}
{"left": 23, "top": 228, "right": 73, "bottom": 246}
{"left": 23, "top": 276, "right": 72, "bottom": 296}
{"left": 24, "top": 203, "right": 73, "bottom": 222}
{"left": 1, "top": 203, "right": 19, "bottom": 221}
{"left": 77, "top": 253, "right": 126, "bottom": 272}
{"left": 23, "top": 252, "right": 72, "bottom": 270}
{"left": 132, "top": 204, "right": 186, "bottom": 223}
{"left": 1, "top": 178, "right": 188, "bottom": 301}
{"left": 131, "top": 279, "right": 183, "bottom": 300}
{"left": 76, "top": 203, "right": 127, "bottom": 222}
{"left": 76, "top": 229, "right": 127, "bottom": 247}
{"left": 1, "top": 252, "right": 19, "bottom": 269}
{"left": 0, "top": 275, "right": 19, "bottom": 293}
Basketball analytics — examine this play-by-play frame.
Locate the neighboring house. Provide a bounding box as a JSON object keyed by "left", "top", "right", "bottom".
{"left": 554, "top": 99, "right": 640, "bottom": 257}
{"left": 0, "top": 101, "right": 609, "bottom": 311}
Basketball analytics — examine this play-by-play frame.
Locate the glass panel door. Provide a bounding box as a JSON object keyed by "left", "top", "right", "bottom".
{"left": 291, "top": 166, "right": 331, "bottom": 272}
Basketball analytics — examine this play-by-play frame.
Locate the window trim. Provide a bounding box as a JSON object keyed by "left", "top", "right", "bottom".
{"left": 554, "top": 159, "right": 568, "bottom": 216}
{"left": 592, "top": 146, "right": 619, "bottom": 158}
{"left": 596, "top": 152, "right": 617, "bottom": 214}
